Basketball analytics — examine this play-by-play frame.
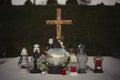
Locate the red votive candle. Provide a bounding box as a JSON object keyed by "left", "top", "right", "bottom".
{"left": 71, "top": 66, "right": 76, "bottom": 72}
{"left": 61, "top": 69, "right": 66, "bottom": 75}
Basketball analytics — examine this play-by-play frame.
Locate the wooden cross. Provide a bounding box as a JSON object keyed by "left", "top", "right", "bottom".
{"left": 46, "top": 8, "right": 72, "bottom": 39}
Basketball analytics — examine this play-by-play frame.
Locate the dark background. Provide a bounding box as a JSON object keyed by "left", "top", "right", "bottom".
{"left": 0, "top": 5, "right": 120, "bottom": 57}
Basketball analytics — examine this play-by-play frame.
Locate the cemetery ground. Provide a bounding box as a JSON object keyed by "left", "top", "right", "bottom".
{"left": 0, "top": 56, "right": 120, "bottom": 80}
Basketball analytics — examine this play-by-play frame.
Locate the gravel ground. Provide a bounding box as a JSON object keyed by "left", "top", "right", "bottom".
{"left": 0, "top": 56, "right": 120, "bottom": 80}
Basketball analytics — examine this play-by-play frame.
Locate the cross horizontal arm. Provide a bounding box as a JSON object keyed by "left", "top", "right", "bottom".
{"left": 46, "top": 20, "right": 58, "bottom": 24}
{"left": 60, "top": 20, "right": 72, "bottom": 24}
{"left": 46, "top": 20, "right": 72, "bottom": 25}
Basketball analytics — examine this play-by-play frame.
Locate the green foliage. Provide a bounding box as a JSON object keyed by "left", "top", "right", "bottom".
{"left": 0, "top": 6, "right": 120, "bottom": 56}
{"left": 24, "top": 0, "right": 32, "bottom": 5}
{"left": 66, "top": 0, "right": 78, "bottom": 5}
{"left": 0, "top": 0, "right": 12, "bottom": 6}
{"left": 47, "top": 0, "right": 58, "bottom": 5}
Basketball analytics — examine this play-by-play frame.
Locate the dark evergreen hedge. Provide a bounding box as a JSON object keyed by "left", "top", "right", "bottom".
{"left": 0, "top": 5, "right": 120, "bottom": 56}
